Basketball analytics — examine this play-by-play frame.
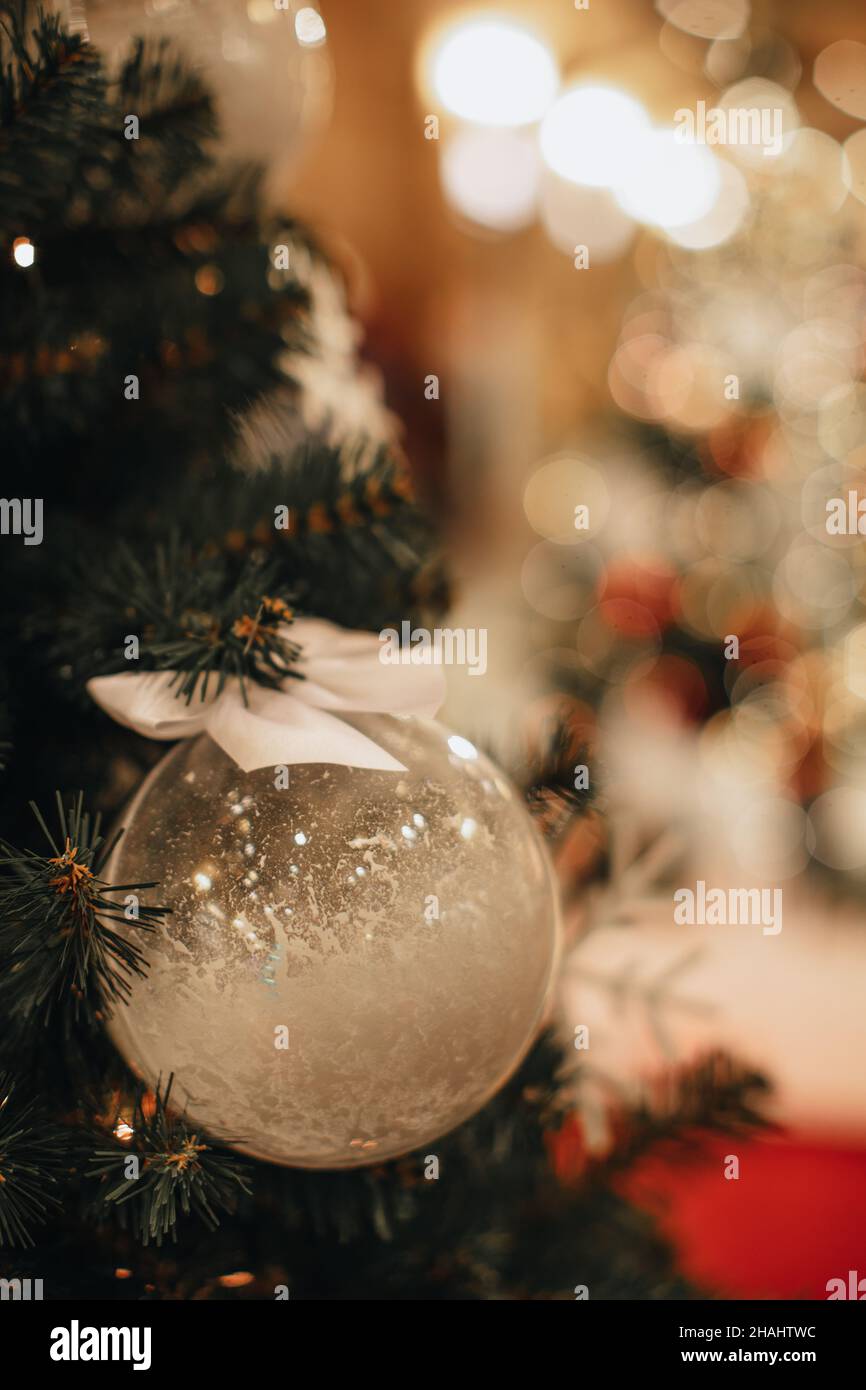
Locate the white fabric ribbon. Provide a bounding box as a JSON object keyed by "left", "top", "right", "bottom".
{"left": 87, "top": 618, "right": 445, "bottom": 773}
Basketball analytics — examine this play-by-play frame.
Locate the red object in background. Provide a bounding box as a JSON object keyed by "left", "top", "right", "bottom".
{"left": 597, "top": 558, "right": 679, "bottom": 631}
{"left": 548, "top": 1121, "right": 866, "bottom": 1298}
{"left": 620, "top": 1135, "right": 866, "bottom": 1300}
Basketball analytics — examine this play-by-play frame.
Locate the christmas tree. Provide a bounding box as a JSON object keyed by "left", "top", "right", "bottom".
{"left": 0, "top": 0, "right": 768, "bottom": 1303}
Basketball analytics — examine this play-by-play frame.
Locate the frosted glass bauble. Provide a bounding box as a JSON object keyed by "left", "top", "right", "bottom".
{"left": 106, "top": 717, "right": 559, "bottom": 1167}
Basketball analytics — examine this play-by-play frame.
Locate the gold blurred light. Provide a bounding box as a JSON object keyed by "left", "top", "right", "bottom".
{"left": 523, "top": 454, "right": 610, "bottom": 544}
{"left": 428, "top": 17, "right": 557, "bottom": 127}
{"left": 539, "top": 173, "right": 635, "bottom": 262}
{"left": 648, "top": 342, "right": 731, "bottom": 432}
{"left": 814, "top": 40, "right": 866, "bottom": 121}
{"left": 656, "top": 0, "right": 749, "bottom": 41}
{"left": 716, "top": 78, "right": 799, "bottom": 166}
{"left": 195, "top": 264, "right": 224, "bottom": 296}
{"left": 607, "top": 333, "right": 671, "bottom": 420}
{"left": 664, "top": 154, "right": 749, "bottom": 250}
{"left": 539, "top": 85, "right": 649, "bottom": 189}
{"left": 219, "top": 1271, "right": 255, "bottom": 1288}
{"left": 246, "top": 0, "right": 279, "bottom": 24}
{"left": 614, "top": 129, "right": 722, "bottom": 230}
{"left": 440, "top": 127, "right": 540, "bottom": 232}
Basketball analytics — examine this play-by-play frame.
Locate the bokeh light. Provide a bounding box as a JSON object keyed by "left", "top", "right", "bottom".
{"left": 440, "top": 127, "right": 541, "bottom": 231}
{"left": 539, "top": 85, "right": 649, "bottom": 189}
{"left": 664, "top": 154, "right": 750, "bottom": 249}
{"left": 429, "top": 18, "right": 558, "bottom": 127}
{"left": 615, "top": 129, "right": 722, "bottom": 228}
{"left": 294, "top": 7, "right": 326, "bottom": 48}
{"left": 523, "top": 454, "right": 611, "bottom": 544}
{"left": 539, "top": 174, "right": 636, "bottom": 262}
{"left": 12, "top": 236, "right": 35, "bottom": 268}
{"left": 656, "top": 0, "right": 749, "bottom": 41}
{"left": 814, "top": 39, "right": 866, "bottom": 121}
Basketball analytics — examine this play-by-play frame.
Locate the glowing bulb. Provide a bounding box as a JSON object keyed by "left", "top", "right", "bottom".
{"left": 539, "top": 85, "right": 649, "bottom": 188}
{"left": 430, "top": 19, "right": 557, "bottom": 127}
{"left": 193, "top": 871, "right": 212, "bottom": 891}
{"left": 295, "top": 7, "right": 326, "bottom": 47}
{"left": 440, "top": 126, "right": 540, "bottom": 231}
{"left": 12, "top": 236, "right": 35, "bottom": 268}
{"left": 615, "top": 128, "right": 722, "bottom": 228}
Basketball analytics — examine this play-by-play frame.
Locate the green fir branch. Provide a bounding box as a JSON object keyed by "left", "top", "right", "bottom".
{"left": 0, "top": 790, "right": 169, "bottom": 1033}
{"left": 88, "top": 1076, "right": 251, "bottom": 1246}
{"left": 525, "top": 718, "right": 595, "bottom": 838}
{"left": 0, "top": 1075, "right": 65, "bottom": 1246}
{"left": 55, "top": 540, "right": 302, "bottom": 702}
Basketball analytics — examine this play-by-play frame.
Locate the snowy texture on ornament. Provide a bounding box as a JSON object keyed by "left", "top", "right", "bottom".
{"left": 107, "top": 717, "right": 559, "bottom": 1167}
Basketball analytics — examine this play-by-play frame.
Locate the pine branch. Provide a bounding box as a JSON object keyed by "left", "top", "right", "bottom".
{"left": 0, "top": 5, "right": 108, "bottom": 231}
{"left": 603, "top": 1050, "right": 772, "bottom": 1173}
{"left": 0, "top": 3, "right": 311, "bottom": 485}
{"left": 0, "top": 790, "right": 169, "bottom": 1035}
{"left": 53, "top": 541, "right": 301, "bottom": 700}
{"left": 0, "top": 1075, "right": 65, "bottom": 1246}
{"left": 44, "top": 440, "right": 447, "bottom": 704}
{"left": 525, "top": 716, "right": 594, "bottom": 838}
{"left": 88, "top": 1076, "right": 251, "bottom": 1246}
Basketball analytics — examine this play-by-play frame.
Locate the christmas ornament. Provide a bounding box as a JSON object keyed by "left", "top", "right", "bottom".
{"left": 53, "top": 0, "right": 331, "bottom": 187}
{"left": 91, "top": 618, "right": 560, "bottom": 1167}
{"left": 105, "top": 721, "right": 559, "bottom": 1168}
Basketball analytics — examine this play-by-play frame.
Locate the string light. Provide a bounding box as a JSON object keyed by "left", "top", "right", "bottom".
{"left": 12, "top": 236, "right": 35, "bottom": 268}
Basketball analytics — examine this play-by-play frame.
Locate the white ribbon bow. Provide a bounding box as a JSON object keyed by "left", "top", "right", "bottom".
{"left": 87, "top": 618, "right": 445, "bottom": 774}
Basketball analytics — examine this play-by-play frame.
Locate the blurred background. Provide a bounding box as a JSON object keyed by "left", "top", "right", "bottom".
{"left": 280, "top": 0, "right": 866, "bottom": 1299}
